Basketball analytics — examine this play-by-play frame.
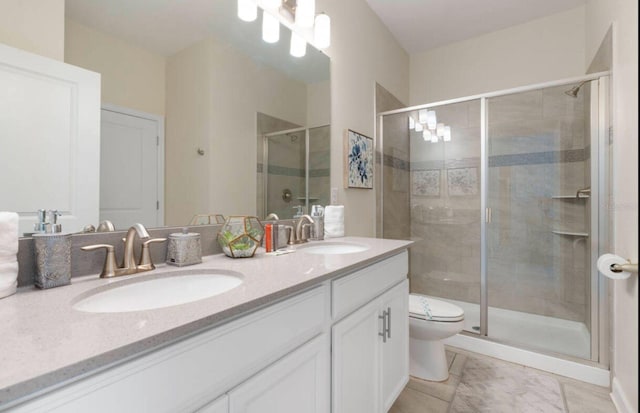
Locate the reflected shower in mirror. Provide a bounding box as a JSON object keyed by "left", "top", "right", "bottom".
{"left": 3, "top": 0, "right": 330, "bottom": 235}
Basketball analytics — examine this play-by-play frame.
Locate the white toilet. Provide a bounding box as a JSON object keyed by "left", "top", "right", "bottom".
{"left": 409, "top": 293, "right": 465, "bottom": 382}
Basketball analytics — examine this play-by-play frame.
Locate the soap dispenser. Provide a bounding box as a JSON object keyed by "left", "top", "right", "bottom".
{"left": 32, "top": 210, "right": 72, "bottom": 289}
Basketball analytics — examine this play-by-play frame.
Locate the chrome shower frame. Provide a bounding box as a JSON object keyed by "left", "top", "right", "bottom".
{"left": 377, "top": 72, "right": 612, "bottom": 372}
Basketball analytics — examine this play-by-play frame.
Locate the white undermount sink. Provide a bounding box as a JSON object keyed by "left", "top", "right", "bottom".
{"left": 296, "top": 241, "right": 369, "bottom": 255}
{"left": 72, "top": 270, "right": 243, "bottom": 313}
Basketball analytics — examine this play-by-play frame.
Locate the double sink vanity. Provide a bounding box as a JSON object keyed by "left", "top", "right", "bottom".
{"left": 0, "top": 236, "right": 412, "bottom": 413}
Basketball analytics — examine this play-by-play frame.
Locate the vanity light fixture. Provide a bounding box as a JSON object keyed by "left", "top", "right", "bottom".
{"left": 238, "top": 0, "right": 330, "bottom": 56}
{"left": 418, "top": 109, "right": 428, "bottom": 124}
{"left": 426, "top": 111, "right": 437, "bottom": 130}
{"left": 290, "top": 31, "right": 307, "bottom": 57}
{"left": 414, "top": 122, "right": 424, "bottom": 133}
{"left": 423, "top": 129, "right": 432, "bottom": 142}
{"left": 262, "top": 10, "right": 280, "bottom": 43}
{"left": 436, "top": 123, "right": 445, "bottom": 137}
{"left": 238, "top": 0, "right": 258, "bottom": 22}
{"left": 408, "top": 116, "right": 415, "bottom": 129}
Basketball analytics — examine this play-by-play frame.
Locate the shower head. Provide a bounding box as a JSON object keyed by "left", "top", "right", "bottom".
{"left": 564, "top": 81, "right": 588, "bottom": 98}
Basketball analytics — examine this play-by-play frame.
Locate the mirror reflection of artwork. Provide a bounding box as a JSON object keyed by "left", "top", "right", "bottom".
{"left": 447, "top": 167, "right": 478, "bottom": 196}
{"left": 412, "top": 170, "right": 440, "bottom": 196}
{"left": 345, "top": 129, "right": 373, "bottom": 189}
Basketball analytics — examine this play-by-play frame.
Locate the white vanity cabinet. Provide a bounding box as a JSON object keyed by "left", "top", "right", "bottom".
{"left": 6, "top": 249, "right": 409, "bottom": 413}
{"left": 331, "top": 252, "right": 409, "bottom": 413}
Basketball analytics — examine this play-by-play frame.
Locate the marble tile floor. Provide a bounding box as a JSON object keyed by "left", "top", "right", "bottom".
{"left": 390, "top": 346, "right": 616, "bottom": 413}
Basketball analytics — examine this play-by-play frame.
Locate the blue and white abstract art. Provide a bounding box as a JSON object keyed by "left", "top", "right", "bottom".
{"left": 346, "top": 129, "right": 373, "bottom": 189}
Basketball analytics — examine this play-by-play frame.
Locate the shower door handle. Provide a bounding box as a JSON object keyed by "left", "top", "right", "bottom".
{"left": 485, "top": 208, "right": 492, "bottom": 223}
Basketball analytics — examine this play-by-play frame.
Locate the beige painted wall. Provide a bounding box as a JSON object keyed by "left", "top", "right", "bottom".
{"left": 409, "top": 6, "right": 586, "bottom": 105}
{"left": 307, "top": 80, "right": 331, "bottom": 127}
{"left": 0, "top": 0, "right": 65, "bottom": 61}
{"left": 165, "top": 36, "right": 308, "bottom": 225}
{"left": 319, "top": 0, "right": 410, "bottom": 237}
{"left": 65, "top": 19, "right": 166, "bottom": 116}
{"left": 585, "top": 1, "right": 638, "bottom": 411}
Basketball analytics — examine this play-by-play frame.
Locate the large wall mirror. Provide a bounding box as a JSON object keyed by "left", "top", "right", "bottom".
{"left": 4, "top": 0, "right": 330, "bottom": 235}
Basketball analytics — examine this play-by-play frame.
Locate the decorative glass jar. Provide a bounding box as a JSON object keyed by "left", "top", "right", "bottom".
{"left": 217, "top": 216, "right": 264, "bottom": 258}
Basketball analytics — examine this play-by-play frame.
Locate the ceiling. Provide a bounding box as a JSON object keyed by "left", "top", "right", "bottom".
{"left": 366, "top": 0, "right": 586, "bottom": 54}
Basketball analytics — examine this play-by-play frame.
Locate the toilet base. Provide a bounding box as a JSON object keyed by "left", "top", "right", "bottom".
{"left": 409, "top": 337, "right": 449, "bottom": 381}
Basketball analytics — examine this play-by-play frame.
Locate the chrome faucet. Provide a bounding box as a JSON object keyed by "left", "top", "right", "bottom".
{"left": 264, "top": 212, "right": 280, "bottom": 221}
{"left": 294, "top": 215, "right": 315, "bottom": 244}
{"left": 81, "top": 223, "right": 165, "bottom": 278}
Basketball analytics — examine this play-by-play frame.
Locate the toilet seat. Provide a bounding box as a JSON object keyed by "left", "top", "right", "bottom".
{"left": 409, "top": 294, "right": 464, "bottom": 322}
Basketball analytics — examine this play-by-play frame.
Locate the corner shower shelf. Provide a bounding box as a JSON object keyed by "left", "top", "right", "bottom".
{"left": 552, "top": 230, "right": 589, "bottom": 237}
{"left": 551, "top": 195, "right": 590, "bottom": 199}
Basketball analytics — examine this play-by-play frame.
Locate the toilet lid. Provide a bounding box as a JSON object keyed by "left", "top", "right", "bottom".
{"left": 409, "top": 294, "right": 464, "bottom": 322}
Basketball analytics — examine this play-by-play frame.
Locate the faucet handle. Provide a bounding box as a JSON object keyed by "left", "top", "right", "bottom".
{"left": 81, "top": 244, "right": 118, "bottom": 278}
{"left": 138, "top": 238, "right": 167, "bottom": 271}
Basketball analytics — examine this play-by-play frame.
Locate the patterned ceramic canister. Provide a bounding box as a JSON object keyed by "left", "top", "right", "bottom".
{"left": 33, "top": 233, "right": 72, "bottom": 289}
{"left": 166, "top": 230, "right": 202, "bottom": 266}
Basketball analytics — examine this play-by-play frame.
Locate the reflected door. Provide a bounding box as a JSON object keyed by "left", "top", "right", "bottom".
{"left": 100, "top": 109, "right": 161, "bottom": 229}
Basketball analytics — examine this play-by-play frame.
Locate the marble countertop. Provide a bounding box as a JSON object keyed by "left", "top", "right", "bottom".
{"left": 0, "top": 237, "right": 412, "bottom": 407}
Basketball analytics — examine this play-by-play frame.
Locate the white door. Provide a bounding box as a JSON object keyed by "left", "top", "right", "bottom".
{"left": 100, "top": 108, "right": 160, "bottom": 229}
{"left": 332, "top": 299, "right": 382, "bottom": 413}
{"left": 229, "top": 334, "right": 330, "bottom": 413}
{"left": 0, "top": 43, "right": 100, "bottom": 235}
{"left": 380, "top": 280, "right": 410, "bottom": 411}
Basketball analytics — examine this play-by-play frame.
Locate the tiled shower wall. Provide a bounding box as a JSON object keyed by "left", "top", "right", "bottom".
{"left": 383, "top": 83, "right": 591, "bottom": 324}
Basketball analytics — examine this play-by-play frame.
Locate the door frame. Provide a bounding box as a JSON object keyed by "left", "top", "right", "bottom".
{"left": 101, "top": 103, "right": 165, "bottom": 227}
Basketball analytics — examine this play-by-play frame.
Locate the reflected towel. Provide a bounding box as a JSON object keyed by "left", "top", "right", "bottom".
{"left": 324, "top": 205, "right": 344, "bottom": 238}
{"left": 0, "top": 260, "right": 19, "bottom": 299}
{"left": 0, "top": 212, "right": 19, "bottom": 259}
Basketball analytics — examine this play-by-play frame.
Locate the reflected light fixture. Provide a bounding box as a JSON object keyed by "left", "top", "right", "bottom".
{"left": 408, "top": 116, "right": 415, "bottom": 129}
{"left": 290, "top": 31, "right": 307, "bottom": 57}
{"left": 443, "top": 126, "right": 451, "bottom": 142}
{"left": 436, "top": 123, "right": 445, "bottom": 137}
{"left": 423, "top": 129, "right": 432, "bottom": 141}
{"left": 262, "top": 10, "right": 280, "bottom": 43}
{"left": 415, "top": 123, "right": 424, "bottom": 132}
{"left": 295, "top": 0, "right": 316, "bottom": 28}
{"left": 426, "top": 111, "right": 437, "bottom": 130}
{"left": 431, "top": 134, "right": 438, "bottom": 143}
{"left": 238, "top": 0, "right": 330, "bottom": 57}
{"left": 238, "top": 0, "right": 257, "bottom": 21}
{"left": 418, "top": 109, "right": 428, "bottom": 124}
{"left": 314, "top": 13, "right": 331, "bottom": 48}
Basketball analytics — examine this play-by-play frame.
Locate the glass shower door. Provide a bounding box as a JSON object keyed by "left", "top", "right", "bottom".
{"left": 485, "top": 81, "right": 596, "bottom": 359}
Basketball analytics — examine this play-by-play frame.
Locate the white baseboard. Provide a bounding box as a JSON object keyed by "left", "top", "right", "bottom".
{"left": 610, "top": 377, "right": 636, "bottom": 413}
{"left": 444, "top": 333, "right": 610, "bottom": 387}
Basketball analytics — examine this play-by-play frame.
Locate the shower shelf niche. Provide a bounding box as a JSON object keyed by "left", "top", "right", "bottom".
{"left": 552, "top": 230, "right": 589, "bottom": 237}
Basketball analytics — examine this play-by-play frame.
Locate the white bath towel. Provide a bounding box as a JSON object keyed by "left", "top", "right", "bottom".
{"left": 0, "top": 260, "right": 19, "bottom": 299}
{"left": 0, "top": 212, "right": 19, "bottom": 259}
{"left": 324, "top": 205, "right": 344, "bottom": 238}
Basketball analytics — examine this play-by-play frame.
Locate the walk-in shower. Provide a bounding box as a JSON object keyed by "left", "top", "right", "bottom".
{"left": 378, "top": 74, "right": 611, "bottom": 372}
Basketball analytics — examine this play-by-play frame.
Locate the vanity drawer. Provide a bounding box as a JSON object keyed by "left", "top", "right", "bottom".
{"left": 12, "top": 285, "right": 329, "bottom": 413}
{"left": 332, "top": 251, "right": 408, "bottom": 320}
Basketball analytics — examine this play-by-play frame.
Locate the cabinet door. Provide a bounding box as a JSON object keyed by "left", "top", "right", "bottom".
{"left": 332, "top": 298, "right": 382, "bottom": 413}
{"left": 229, "top": 334, "right": 329, "bottom": 413}
{"left": 380, "top": 280, "right": 409, "bottom": 411}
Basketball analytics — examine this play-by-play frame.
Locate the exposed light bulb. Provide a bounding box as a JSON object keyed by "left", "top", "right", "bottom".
{"left": 415, "top": 123, "right": 424, "bottom": 132}
{"left": 418, "top": 109, "right": 428, "bottom": 124}
{"left": 436, "top": 123, "right": 445, "bottom": 137}
{"left": 238, "top": 0, "right": 257, "bottom": 22}
{"left": 423, "top": 129, "right": 432, "bottom": 141}
{"left": 443, "top": 126, "right": 451, "bottom": 142}
{"left": 295, "top": 0, "right": 315, "bottom": 28}
{"left": 426, "top": 111, "right": 437, "bottom": 130}
{"left": 290, "top": 31, "right": 307, "bottom": 57}
{"left": 314, "top": 13, "right": 331, "bottom": 49}
{"left": 262, "top": 10, "right": 280, "bottom": 43}
{"left": 408, "top": 116, "right": 415, "bottom": 130}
